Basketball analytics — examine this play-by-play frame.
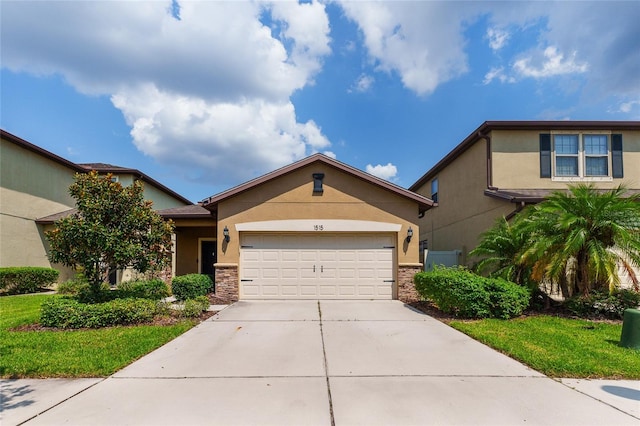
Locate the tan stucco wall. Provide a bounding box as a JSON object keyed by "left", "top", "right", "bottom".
{"left": 1, "top": 137, "right": 190, "bottom": 282}
{"left": 414, "top": 139, "right": 513, "bottom": 266}
{"left": 1, "top": 139, "right": 78, "bottom": 279}
{"left": 1, "top": 138, "right": 77, "bottom": 206}
{"left": 175, "top": 226, "right": 216, "bottom": 276}
{"left": 110, "top": 173, "right": 189, "bottom": 210}
{"left": 216, "top": 163, "right": 421, "bottom": 266}
{"left": 414, "top": 128, "right": 640, "bottom": 268}
{"left": 492, "top": 129, "right": 640, "bottom": 189}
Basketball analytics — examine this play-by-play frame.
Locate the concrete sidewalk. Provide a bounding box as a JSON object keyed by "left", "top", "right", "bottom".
{"left": 2, "top": 301, "right": 639, "bottom": 425}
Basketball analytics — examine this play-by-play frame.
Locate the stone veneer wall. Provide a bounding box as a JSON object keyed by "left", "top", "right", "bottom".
{"left": 397, "top": 264, "right": 422, "bottom": 303}
{"left": 215, "top": 264, "right": 239, "bottom": 302}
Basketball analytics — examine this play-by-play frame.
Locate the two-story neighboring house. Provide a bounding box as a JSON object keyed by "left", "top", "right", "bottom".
{"left": 410, "top": 121, "right": 640, "bottom": 277}
{"left": 0, "top": 129, "right": 193, "bottom": 282}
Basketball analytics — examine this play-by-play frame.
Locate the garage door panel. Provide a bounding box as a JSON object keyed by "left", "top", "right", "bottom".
{"left": 240, "top": 233, "right": 394, "bottom": 299}
{"left": 281, "top": 285, "right": 299, "bottom": 296}
{"left": 319, "top": 284, "right": 337, "bottom": 296}
{"left": 281, "top": 251, "right": 299, "bottom": 261}
{"left": 300, "top": 284, "right": 318, "bottom": 295}
{"left": 281, "top": 268, "right": 299, "bottom": 279}
{"left": 262, "top": 285, "right": 280, "bottom": 296}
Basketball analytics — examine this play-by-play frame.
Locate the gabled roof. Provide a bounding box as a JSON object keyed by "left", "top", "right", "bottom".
{"left": 201, "top": 153, "right": 434, "bottom": 214}
{"left": 409, "top": 120, "right": 640, "bottom": 191}
{"left": 2, "top": 129, "right": 87, "bottom": 173}
{"left": 77, "top": 163, "right": 193, "bottom": 205}
{"left": 2, "top": 128, "right": 192, "bottom": 205}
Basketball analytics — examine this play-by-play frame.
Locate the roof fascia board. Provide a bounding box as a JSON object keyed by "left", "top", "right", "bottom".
{"left": 2, "top": 129, "right": 87, "bottom": 173}
{"left": 2, "top": 129, "right": 192, "bottom": 205}
{"left": 202, "top": 153, "right": 433, "bottom": 212}
{"left": 409, "top": 121, "right": 640, "bottom": 191}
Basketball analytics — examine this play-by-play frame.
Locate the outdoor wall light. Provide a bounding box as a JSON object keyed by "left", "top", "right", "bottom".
{"left": 223, "top": 226, "right": 230, "bottom": 243}
{"left": 406, "top": 227, "right": 413, "bottom": 243}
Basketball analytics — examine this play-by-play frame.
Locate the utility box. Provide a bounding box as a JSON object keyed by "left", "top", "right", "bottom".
{"left": 620, "top": 308, "right": 640, "bottom": 349}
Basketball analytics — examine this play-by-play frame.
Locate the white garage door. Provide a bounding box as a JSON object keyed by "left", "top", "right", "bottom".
{"left": 240, "top": 233, "right": 395, "bottom": 299}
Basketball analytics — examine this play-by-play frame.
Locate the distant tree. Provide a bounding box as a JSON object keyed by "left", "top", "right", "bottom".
{"left": 46, "top": 171, "right": 174, "bottom": 297}
{"left": 521, "top": 184, "right": 640, "bottom": 297}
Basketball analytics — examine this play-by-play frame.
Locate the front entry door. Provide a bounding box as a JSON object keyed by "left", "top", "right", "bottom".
{"left": 200, "top": 240, "right": 216, "bottom": 282}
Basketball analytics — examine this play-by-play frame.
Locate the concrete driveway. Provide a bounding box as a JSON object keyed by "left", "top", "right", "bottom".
{"left": 5, "top": 300, "right": 640, "bottom": 425}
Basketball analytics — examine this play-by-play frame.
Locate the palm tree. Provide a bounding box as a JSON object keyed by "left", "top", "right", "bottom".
{"left": 521, "top": 184, "right": 640, "bottom": 297}
{"left": 470, "top": 216, "right": 534, "bottom": 288}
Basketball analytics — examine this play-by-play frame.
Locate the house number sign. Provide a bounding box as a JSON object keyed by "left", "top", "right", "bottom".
{"left": 313, "top": 225, "right": 324, "bottom": 231}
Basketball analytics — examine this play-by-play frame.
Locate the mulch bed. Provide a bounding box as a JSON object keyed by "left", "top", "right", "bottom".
{"left": 207, "top": 293, "right": 231, "bottom": 305}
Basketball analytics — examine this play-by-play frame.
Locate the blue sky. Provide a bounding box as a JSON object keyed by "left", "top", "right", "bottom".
{"left": 2, "top": 1, "right": 639, "bottom": 203}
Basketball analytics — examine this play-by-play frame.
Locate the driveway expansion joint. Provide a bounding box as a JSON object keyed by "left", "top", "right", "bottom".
{"left": 318, "top": 301, "right": 336, "bottom": 426}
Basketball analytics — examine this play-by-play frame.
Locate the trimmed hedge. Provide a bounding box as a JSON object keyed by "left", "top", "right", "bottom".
{"left": 0, "top": 267, "right": 59, "bottom": 295}
{"left": 566, "top": 289, "right": 640, "bottom": 320}
{"left": 171, "top": 274, "right": 212, "bottom": 301}
{"left": 40, "top": 297, "right": 160, "bottom": 329}
{"left": 117, "top": 279, "right": 170, "bottom": 300}
{"left": 414, "top": 266, "right": 530, "bottom": 319}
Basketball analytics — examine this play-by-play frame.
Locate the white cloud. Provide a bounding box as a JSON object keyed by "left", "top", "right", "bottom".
{"left": 609, "top": 99, "right": 640, "bottom": 116}
{"left": 349, "top": 74, "right": 375, "bottom": 93}
{"left": 111, "top": 85, "right": 330, "bottom": 183}
{"left": 514, "top": 46, "right": 588, "bottom": 79}
{"left": 486, "top": 28, "right": 510, "bottom": 51}
{"left": 483, "top": 67, "right": 514, "bottom": 85}
{"left": 619, "top": 100, "right": 640, "bottom": 114}
{"left": 366, "top": 163, "right": 398, "bottom": 181}
{"left": 337, "top": 1, "right": 479, "bottom": 96}
{"left": 0, "top": 1, "right": 332, "bottom": 186}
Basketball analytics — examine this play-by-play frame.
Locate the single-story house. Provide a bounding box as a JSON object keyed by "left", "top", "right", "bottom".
{"left": 162, "top": 154, "right": 433, "bottom": 302}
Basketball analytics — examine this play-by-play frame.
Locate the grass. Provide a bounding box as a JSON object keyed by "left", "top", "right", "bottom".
{"left": 0, "top": 294, "right": 196, "bottom": 378}
{"left": 450, "top": 315, "right": 640, "bottom": 379}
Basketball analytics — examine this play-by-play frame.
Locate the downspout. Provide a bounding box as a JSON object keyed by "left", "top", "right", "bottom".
{"left": 478, "top": 131, "right": 497, "bottom": 190}
{"left": 505, "top": 201, "right": 526, "bottom": 221}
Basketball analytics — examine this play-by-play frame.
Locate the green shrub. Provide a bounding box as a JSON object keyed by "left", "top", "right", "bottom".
{"left": 181, "top": 296, "right": 210, "bottom": 318}
{"left": 566, "top": 289, "right": 640, "bottom": 320}
{"left": 40, "top": 297, "right": 159, "bottom": 328}
{"left": 484, "top": 277, "right": 531, "bottom": 320}
{"left": 0, "top": 267, "right": 59, "bottom": 295}
{"left": 414, "top": 266, "right": 530, "bottom": 319}
{"left": 117, "top": 279, "right": 170, "bottom": 300}
{"left": 171, "top": 274, "right": 212, "bottom": 301}
{"left": 76, "top": 282, "right": 117, "bottom": 304}
{"left": 57, "top": 274, "right": 90, "bottom": 296}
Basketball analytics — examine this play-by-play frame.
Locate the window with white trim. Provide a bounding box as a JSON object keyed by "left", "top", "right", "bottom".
{"left": 544, "top": 132, "right": 621, "bottom": 180}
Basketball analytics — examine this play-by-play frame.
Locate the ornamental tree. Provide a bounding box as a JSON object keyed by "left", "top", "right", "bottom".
{"left": 46, "top": 171, "right": 175, "bottom": 297}
{"left": 521, "top": 184, "right": 640, "bottom": 297}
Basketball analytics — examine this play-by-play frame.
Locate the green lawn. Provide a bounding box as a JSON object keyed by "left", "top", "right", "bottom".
{"left": 450, "top": 315, "right": 640, "bottom": 379}
{"left": 0, "top": 294, "right": 196, "bottom": 378}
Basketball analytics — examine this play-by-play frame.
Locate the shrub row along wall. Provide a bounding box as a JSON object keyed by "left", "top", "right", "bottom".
{"left": 0, "top": 267, "right": 59, "bottom": 295}
{"left": 414, "top": 266, "right": 530, "bottom": 319}
{"left": 40, "top": 297, "right": 161, "bottom": 329}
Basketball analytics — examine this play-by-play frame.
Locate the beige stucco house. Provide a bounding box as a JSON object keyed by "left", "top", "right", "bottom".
{"left": 410, "top": 121, "right": 640, "bottom": 277}
{"left": 174, "top": 154, "right": 434, "bottom": 302}
{"left": 0, "top": 129, "right": 192, "bottom": 282}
